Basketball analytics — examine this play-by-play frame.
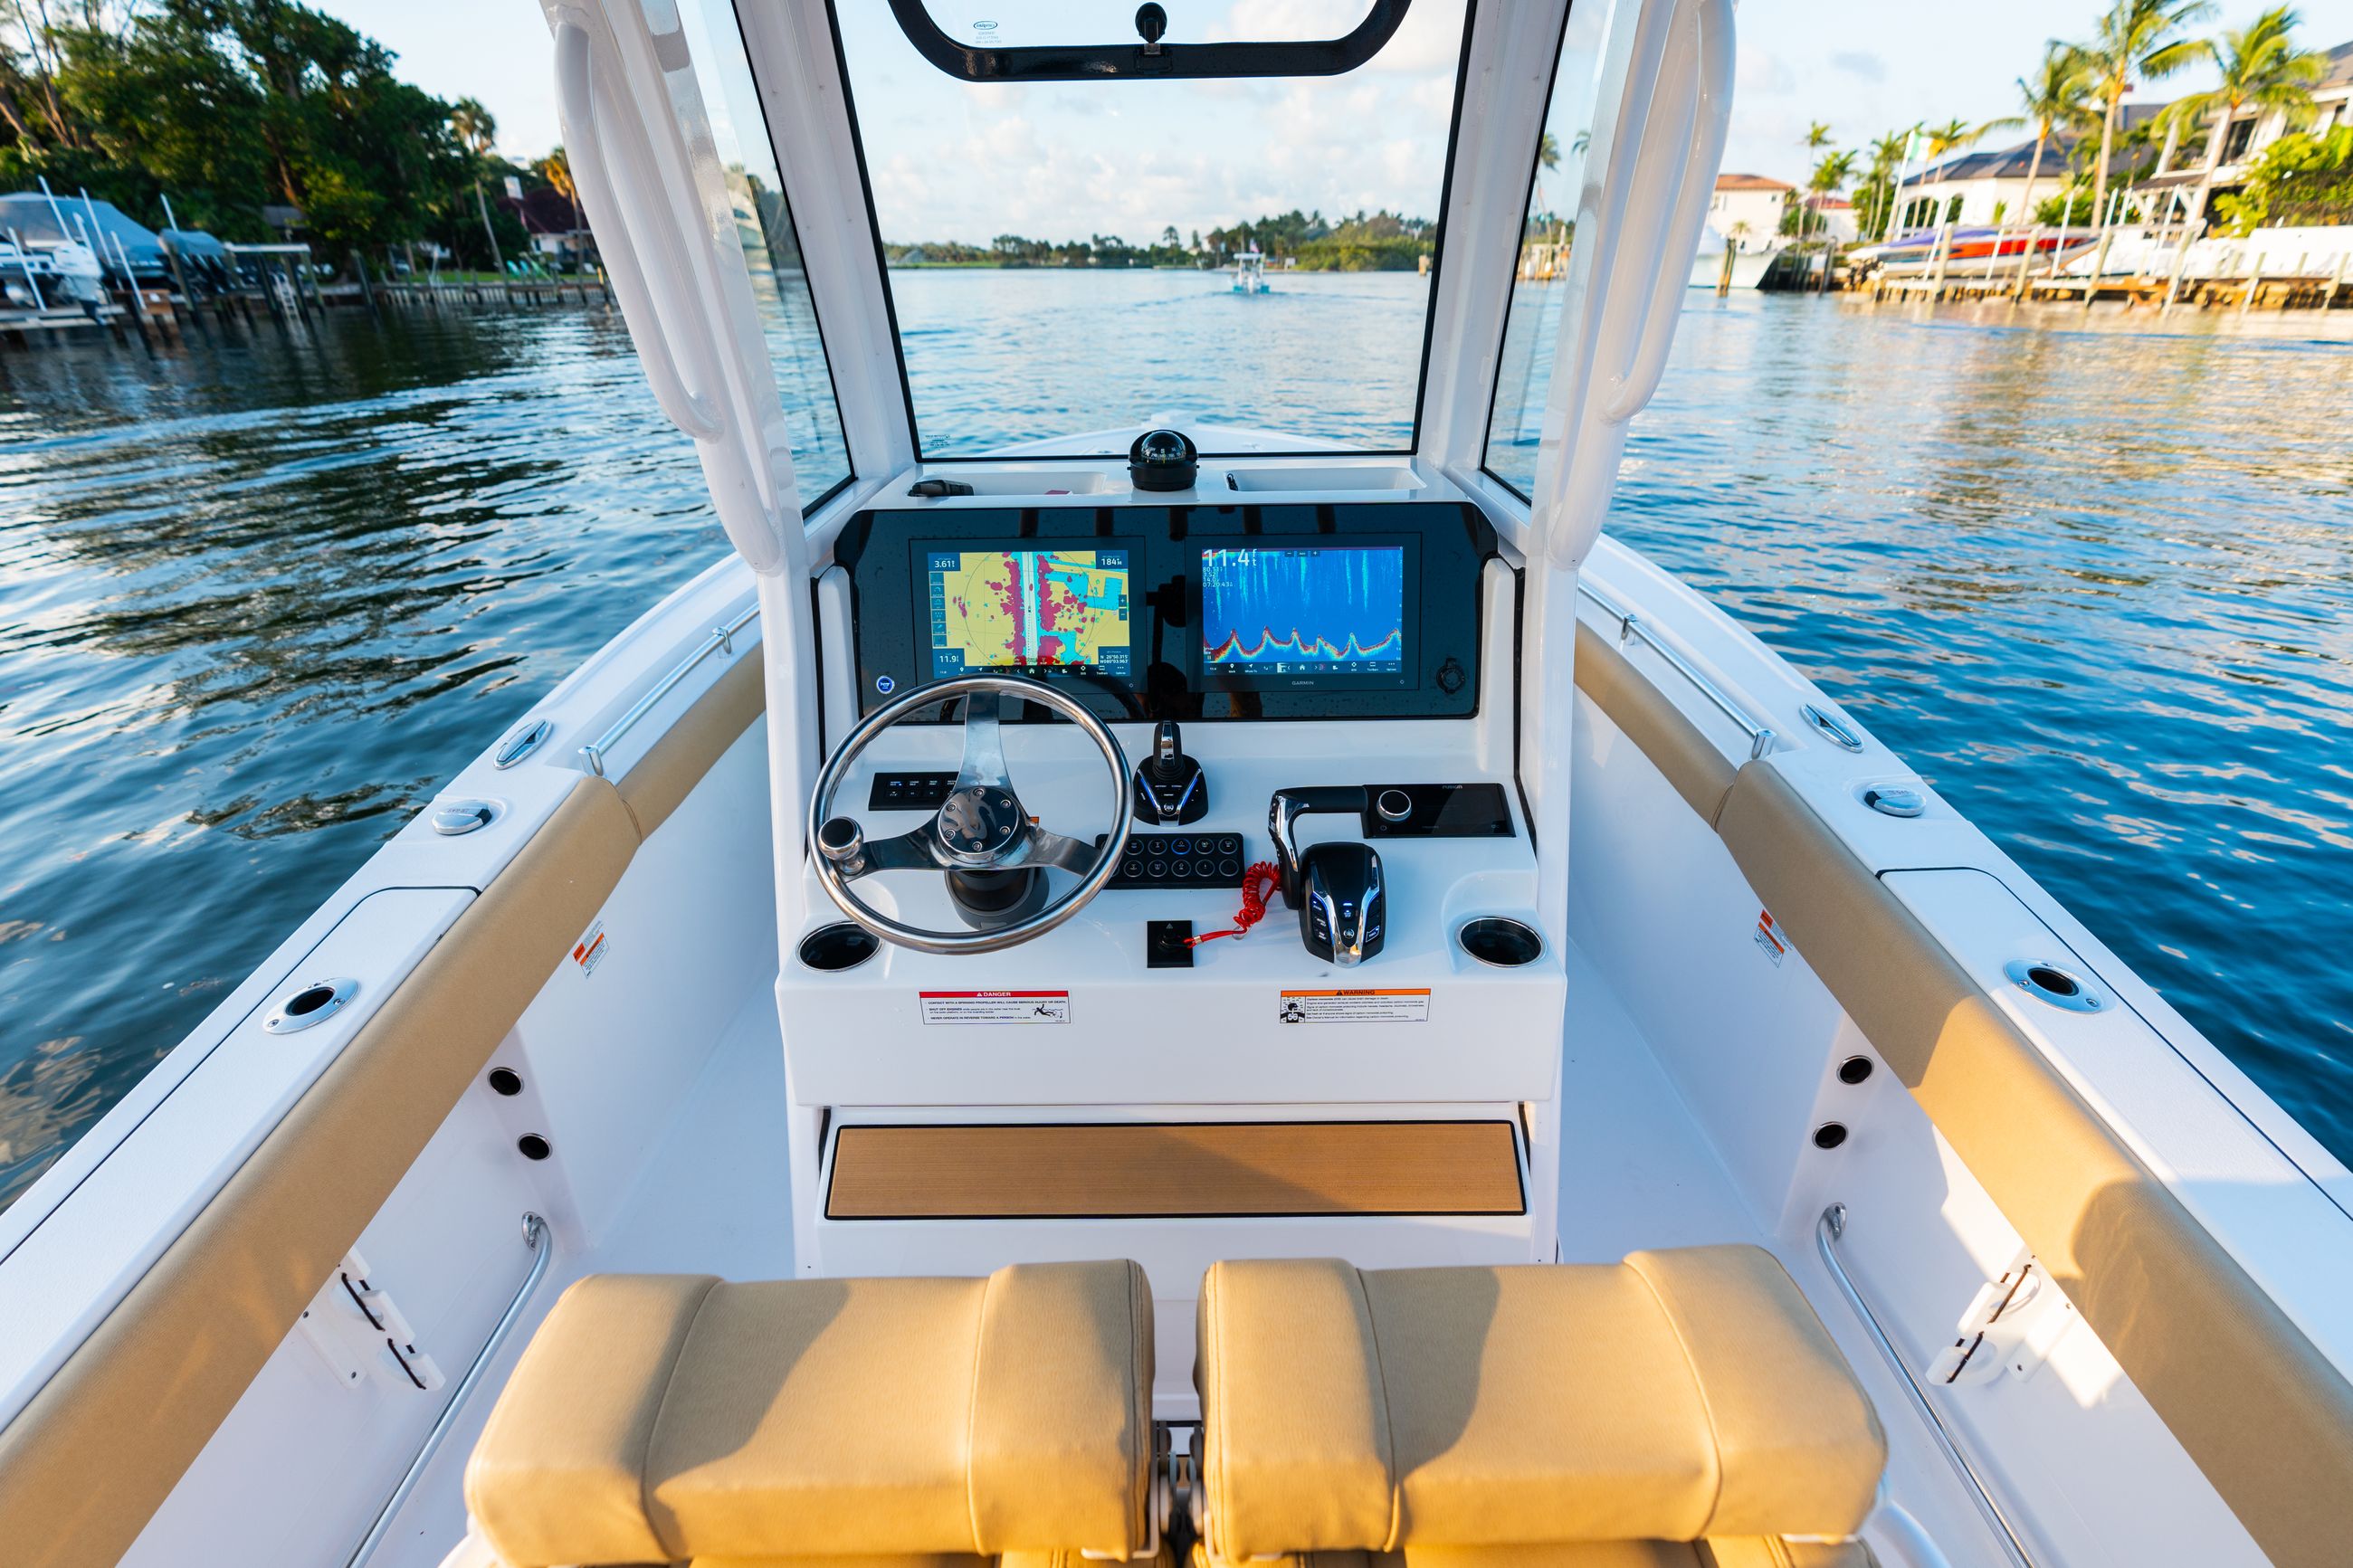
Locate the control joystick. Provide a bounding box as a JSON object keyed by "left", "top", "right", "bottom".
{"left": 1133, "top": 720, "right": 1207, "bottom": 824}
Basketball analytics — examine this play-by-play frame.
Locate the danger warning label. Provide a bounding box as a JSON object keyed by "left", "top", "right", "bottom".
{"left": 1276, "top": 988, "right": 1431, "bottom": 1024}
{"left": 919, "top": 990, "right": 1071, "bottom": 1026}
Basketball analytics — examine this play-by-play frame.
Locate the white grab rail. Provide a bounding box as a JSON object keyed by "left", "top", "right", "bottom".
{"left": 553, "top": 20, "right": 723, "bottom": 442}
{"left": 1529, "top": 0, "right": 1735, "bottom": 572}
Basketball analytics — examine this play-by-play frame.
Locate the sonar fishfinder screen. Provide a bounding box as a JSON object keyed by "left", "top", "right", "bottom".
{"left": 924, "top": 548, "right": 1131, "bottom": 679}
{"left": 1200, "top": 545, "right": 1406, "bottom": 679}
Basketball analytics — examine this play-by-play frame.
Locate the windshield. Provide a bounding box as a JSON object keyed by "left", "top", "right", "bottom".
{"left": 833, "top": 1, "right": 1472, "bottom": 457}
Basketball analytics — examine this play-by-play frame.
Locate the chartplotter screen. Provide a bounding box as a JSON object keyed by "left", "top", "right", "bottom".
{"left": 923, "top": 547, "right": 1132, "bottom": 679}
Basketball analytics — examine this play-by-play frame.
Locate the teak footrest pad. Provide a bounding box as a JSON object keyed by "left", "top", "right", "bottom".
{"left": 824, "top": 1120, "right": 1526, "bottom": 1219}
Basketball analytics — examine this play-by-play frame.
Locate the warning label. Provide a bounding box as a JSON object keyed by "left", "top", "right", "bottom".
{"left": 1276, "top": 988, "right": 1431, "bottom": 1024}
{"left": 919, "top": 990, "right": 1071, "bottom": 1026}
{"left": 1754, "top": 908, "right": 1786, "bottom": 967}
{"left": 571, "top": 919, "right": 609, "bottom": 976}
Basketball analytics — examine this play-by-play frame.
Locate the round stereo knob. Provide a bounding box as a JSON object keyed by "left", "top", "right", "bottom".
{"left": 1375, "top": 788, "right": 1414, "bottom": 823}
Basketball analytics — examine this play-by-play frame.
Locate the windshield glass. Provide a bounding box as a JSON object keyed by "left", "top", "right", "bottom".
{"left": 833, "top": 1, "right": 1472, "bottom": 457}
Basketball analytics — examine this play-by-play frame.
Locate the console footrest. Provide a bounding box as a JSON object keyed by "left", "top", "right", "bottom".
{"left": 824, "top": 1120, "right": 1524, "bottom": 1219}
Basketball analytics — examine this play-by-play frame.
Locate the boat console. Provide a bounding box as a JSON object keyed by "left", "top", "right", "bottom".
{"left": 783, "top": 499, "right": 1565, "bottom": 1321}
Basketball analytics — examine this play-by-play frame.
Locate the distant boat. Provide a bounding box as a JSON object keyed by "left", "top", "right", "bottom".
{"left": 1230, "top": 247, "right": 1271, "bottom": 294}
{"left": 1851, "top": 226, "right": 2096, "bottom": 280}
{"left": 1687, "top": 223, "right": 1780, "bottom": 290}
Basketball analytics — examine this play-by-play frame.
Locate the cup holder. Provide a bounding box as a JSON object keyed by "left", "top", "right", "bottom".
{"left": 1458, "top": 917, "right": 1544, "bottom": 968}
{"left": 798, "top": 922, "right": 880, "bottom": 974}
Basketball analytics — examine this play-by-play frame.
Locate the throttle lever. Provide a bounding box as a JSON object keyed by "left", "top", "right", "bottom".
{"left": 1267, "top": 785, "right": 1369, "bottom": 905}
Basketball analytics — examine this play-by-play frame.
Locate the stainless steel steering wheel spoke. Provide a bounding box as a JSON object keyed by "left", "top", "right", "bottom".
{"left": 857, "top": 826, "right": 940, "bottom": 879}
{"left": 954, "top": 689, "right": 1010, "bottom": 791}
{"left": 1014, "top": 825, "right": 1099, "bottom": 874}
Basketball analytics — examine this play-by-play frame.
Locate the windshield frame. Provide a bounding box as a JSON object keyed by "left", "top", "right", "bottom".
{"left": 821, "top": 0, "right": 1484, "bottom": 464}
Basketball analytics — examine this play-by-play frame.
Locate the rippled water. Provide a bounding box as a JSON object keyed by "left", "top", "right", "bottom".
{"left": 1605, "top": 295, "right": 2353, "bottom": 1168}
{"left": 2, "top": 278, "right": 2348, "bottom": 1211}
{"left": 0, "top": 308, "right": 724, "bottom": 1206}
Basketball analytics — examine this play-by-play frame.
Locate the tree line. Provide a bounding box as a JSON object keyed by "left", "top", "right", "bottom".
{"left": 1, "top": 0, "right": 575, "bottom": 272}
{"left": 887, "top": 209, "right": 1437, "bottom": 272}
{"left": 1785, "top": 0, "right": 2345, "bottom": 247}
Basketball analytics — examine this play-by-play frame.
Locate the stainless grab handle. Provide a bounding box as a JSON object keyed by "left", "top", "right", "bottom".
{"left": 345, "top": 1212, "right": 553, "bottom": 1568}
{"left": 1576, "top": 578, "right": 1773, "bottom": 756}
{"left": 1817, "top": 1204, "right": 2036, "bottom": 1568}
{"left": 579, "top": 603, "right": 758, "bottom": 776}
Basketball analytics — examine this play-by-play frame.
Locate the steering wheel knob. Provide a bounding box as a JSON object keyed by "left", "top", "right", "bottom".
{"left": 816, "top": 815, "right": 865, "bottom": 870}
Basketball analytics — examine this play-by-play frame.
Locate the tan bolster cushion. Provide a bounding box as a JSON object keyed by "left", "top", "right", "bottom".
{"left": 466, "top": 1260, "right": 1154, "bottom": 1568}
{"left": 1196, "top": 1248, "right": 1884, "bottom": 1559}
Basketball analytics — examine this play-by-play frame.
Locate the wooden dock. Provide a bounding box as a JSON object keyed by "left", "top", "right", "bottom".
{"left": 1857, "top": 223, "right": 2353, "bottom": 313}
{"left": 2, "top": 271, "right": 614, "bottom": 351}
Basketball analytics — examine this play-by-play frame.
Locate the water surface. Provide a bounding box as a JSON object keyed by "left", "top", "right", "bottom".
{"left": 1, "top": 278, "right": 2348, "bottom": 1211}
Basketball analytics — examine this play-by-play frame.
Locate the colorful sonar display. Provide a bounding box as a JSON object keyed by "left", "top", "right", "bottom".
{"left": 1200, "top": 546, "right": 1406, "bottom": 677}
{"left": 925, "top": 548, "right": 1131, "bottom": 678}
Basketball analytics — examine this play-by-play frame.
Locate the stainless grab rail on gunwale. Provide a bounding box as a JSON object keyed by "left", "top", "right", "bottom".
{"left": 1575, "top": 578, "right": 1775, "bottom": 759}
{"left": 345, "top": 1212, "right": 552, "bottom": 1568}
{"left": 1817, "top": 1204, "right": 2037, "bottom": 1568}
{"left": 579, "top": 603, "right": 758, "bottom": 777}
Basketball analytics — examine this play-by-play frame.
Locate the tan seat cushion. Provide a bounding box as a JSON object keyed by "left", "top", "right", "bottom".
{"left": 1195, "top": 1248, "right": 1883, "bottom": 1562}
{"left": 1186, "top": 1543, "right": 1869, "bottom": 1568}
{"left": 465, "top": 1260, "right": 1154, "bottom": 1568}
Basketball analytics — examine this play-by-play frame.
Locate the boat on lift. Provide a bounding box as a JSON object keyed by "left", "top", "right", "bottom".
{"left": 1850, "top": 224, "right": 2098, "bottom": 280}
{"left": 1, "top": 5, "right": 2346, "bottom": 1568}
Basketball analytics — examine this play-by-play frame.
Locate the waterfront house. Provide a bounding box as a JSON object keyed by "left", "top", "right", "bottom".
{"left": 1799, "top": 194, "right": 1859, "bottom": 242}
{"left": 2132, "top": 39, "right": 2353, "bottom": 223}
{"left": 1707, "top": 173, "right": 1792, "bottom": 243}
{"left": 1897, "top": 106, "right": 2165, "bottom": 229}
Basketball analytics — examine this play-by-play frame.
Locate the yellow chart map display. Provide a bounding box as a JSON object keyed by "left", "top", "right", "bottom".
{"left": 925, "top": 548, "right": 1131, "bottom": 677}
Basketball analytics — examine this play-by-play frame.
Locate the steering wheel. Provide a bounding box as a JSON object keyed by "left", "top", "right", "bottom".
{"left": 808, "top": 674, "right": 1133, "bottom": 955}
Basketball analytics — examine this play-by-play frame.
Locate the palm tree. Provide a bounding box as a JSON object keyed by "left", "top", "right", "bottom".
{"left": 2005, "top": 43, "right": 2097, "bottom": 245}
{"left": 2079, "top": 0, "right": 2214, "bottom": 229}
{"left": 2161, "top": 5, "right": 2329, "bottom": 226}
{"left": 1803, "top": 149, "right": 1859, "bottom": 284}
{"left": 1796, "top": 121, "right": 1833, "bottom": 237}
{"left": 1861, "top": 130, "right": 1910, "bottom": 240}
{"left": 1534, "top": 130, "right": 1561, "bottom": 238}
{"left": 451, "top": 97, "right": 507, "bottom": 275}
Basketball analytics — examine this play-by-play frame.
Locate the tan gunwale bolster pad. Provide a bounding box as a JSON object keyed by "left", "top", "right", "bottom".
{"left": 827, "top": 1121, "right": 1526, "bottom": 1219}
{"left": 465, "top": 1261, "right": 1154, "bottom": 1568}
{"left": 1572, "top": 620, "right": 1738, "bottom": 827}
{"left": 0, "top": 775, "right": 641, "bottom": 1568}
{"left": 1716, "top": 760, "right": 2353, "bottom": 1568}
{"left": 614, "top": 648, "right": 766, "bottom": 840}
{"left": 1194, "top": 1248, "right": 1884, "bottom": 1561}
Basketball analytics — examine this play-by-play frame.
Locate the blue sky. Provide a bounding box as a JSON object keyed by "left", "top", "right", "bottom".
{"left": 319, "top": 0, "right": 2353, "bottom": 236}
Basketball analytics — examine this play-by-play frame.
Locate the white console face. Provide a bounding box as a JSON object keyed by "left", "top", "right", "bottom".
{"left": 785, "top": 715, "right": 1563, "bottom": 1108}
{"left": 783, "top": 543, "right": 1563, "bottom": 1293}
